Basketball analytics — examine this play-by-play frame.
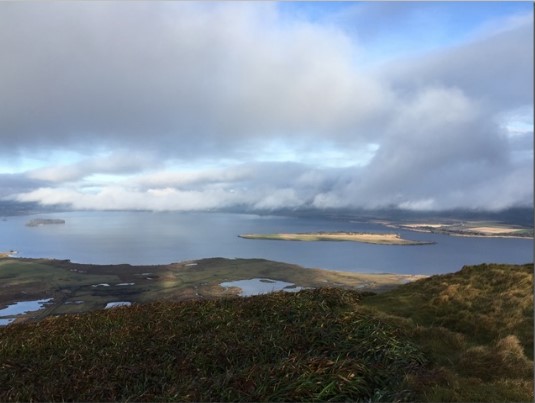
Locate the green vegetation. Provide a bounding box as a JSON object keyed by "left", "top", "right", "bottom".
{"left": 0, "top": 257, "right": 423, "bottom": 321}
{"left": 1, "top": 289, "right": 425, "bottom": 402}
{"left": 0, "top": 263, "right": 532, "bottom": 402}
{"left": 362, "top": 263, "right": 534, "bottom": 401}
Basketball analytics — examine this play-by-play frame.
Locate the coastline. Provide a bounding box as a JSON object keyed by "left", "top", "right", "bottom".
{"left": 378, "top": 221, "right": 534, "bottom": 240}
{"left": 0, "top": 256, "right": 428, "bottom": 325}
{"left": 0, "top": 251, "right": 17, "bottom": 258}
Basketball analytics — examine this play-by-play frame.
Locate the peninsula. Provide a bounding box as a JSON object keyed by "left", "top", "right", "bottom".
{"left": 239, "top": 231, "right": 435, "bottom": 245}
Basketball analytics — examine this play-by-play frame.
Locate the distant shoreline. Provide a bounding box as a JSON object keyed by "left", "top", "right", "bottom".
{"left": 378, "top": 221, "right": 534, "bottom": 240}
{"left": 0, "top": 251, "right": 16, "bottom": 258}
{"left": 239, "top": 231, "right": 435, "bottom": 245}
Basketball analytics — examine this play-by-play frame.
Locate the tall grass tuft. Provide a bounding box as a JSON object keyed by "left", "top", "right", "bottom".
{"left": 363, "top": 263, "right": 534, "bottom": 402}
{"left": 0, "top": 288, "right": 425, "bottom": 402}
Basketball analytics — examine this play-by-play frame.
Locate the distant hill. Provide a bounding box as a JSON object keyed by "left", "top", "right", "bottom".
{"left": 0, "top": 200, "right": 71, "bottom": 217}
{"left": 0, "top": 263, "right": 532, "bottom": 402}
{"left": 1, "top": 200, "right": 532, "bottom": 227}
{"left": 268, "top": 207, "right": 534, "bottom": 228}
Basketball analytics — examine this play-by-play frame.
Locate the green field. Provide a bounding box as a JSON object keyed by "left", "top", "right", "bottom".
{"left": 0, "top": 257, "right": 424, "bottom": 323}
{"left": 0, "top": 262, "right": 532, "bottom": 402}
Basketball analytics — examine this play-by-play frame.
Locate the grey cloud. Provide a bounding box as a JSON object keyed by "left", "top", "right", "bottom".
{"left": 0, "top": 2, "right": 386, "bottom": 159}
{"left": 0, "top": 174, "right": 48, "bottom": 198}
{"left": 1, "top": 2, "right": 532, "bottom": 212}
{"left": 508, "top": 131, "right": 533, "bottom": 153}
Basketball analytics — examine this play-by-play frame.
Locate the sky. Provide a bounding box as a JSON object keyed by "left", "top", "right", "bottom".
{"left": 0, "top": 1, "right": 532, "bottom": 212}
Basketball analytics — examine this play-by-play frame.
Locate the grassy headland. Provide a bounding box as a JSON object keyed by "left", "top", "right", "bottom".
{"left": 0, "top": 262, "right": 532, "bottom": 402}
{"left": 239, "top": 231, "right": 434, "bottom": 245}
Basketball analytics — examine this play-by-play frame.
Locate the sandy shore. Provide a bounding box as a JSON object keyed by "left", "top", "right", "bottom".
{"left": 239, "top": 232, "right": 435, "bottom": 245}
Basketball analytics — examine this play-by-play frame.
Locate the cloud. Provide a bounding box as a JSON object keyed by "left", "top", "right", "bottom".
{"left": 0, "top": 174, "right": 48, "bottom": 198}
{"left": 381, "top": 13, "right": 533, "bottom": 111}
{"left": 27, "top": 152, "right": 161, "bottom": 182}
{"left": 0, "top": 2, "right": 532, "bottom": 212}
{"left": 0, "top": 2, "right": 388, "bottom": 160}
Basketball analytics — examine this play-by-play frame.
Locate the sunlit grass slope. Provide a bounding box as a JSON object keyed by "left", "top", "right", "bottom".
{"left": 363, "top": 263, "right": 534, "bottom": 402}
{"left": 0, "top": 263, "right": 532, "bottom": 402}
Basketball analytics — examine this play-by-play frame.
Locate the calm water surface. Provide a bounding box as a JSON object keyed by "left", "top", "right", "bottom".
{"left": 0, "top": 298, "right": 53, "bottom": 325}
{"left": 0, "top": 211, "right": 532, "bottom": 275}
{"left": 220, "top": 279, "right": 303, "bottom": 296}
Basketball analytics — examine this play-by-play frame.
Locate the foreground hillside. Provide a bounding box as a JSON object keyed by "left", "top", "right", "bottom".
{"left": 0, "top": 263, "right": 532, "bottom": 402}
{"left": 362, "top": 263, "right": 533, "bottom": 401}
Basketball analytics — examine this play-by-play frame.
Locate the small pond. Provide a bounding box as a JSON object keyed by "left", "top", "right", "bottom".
{"left": 220, "top": 278, "right": 303, "bottom": 297}
{"left": 0, "top": 298, "right": 53, "bottom": 326}
{"left": 105, "top": 301, "right": 132, "bottom": 309}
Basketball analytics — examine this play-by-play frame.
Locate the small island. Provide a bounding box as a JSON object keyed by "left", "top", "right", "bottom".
{"left": 26, "top": 218, "right": 66, "bottom": 227}
{"left": 239, "top": 231, "right": 435, "bottom": 245}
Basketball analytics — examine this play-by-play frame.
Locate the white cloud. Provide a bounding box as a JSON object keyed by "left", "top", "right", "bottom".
{"left": 27, "top": 153, "right": 160, "bottom": 182}
{"left": 398, "top": 199, "right": 436, "bottom": 211}
{"left": 0, "top": 2, "right": 532, "bottom": 212}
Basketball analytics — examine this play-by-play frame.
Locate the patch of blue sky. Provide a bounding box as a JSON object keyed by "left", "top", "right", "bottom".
{"left": 499, "top": 106, "right": 534, "bottom": 136}
{"left": 82, "top": 173, "right": 132, "bottom": 186}
{"left": 0, "top": 150, "right": 85, "bottom": 174}
{"left": 278, "top": 2, "right": 532, "bottom": 65}
{"left": 162, "top": 157, "right": 244, "bottom": 173}
{"left": 277, "top": 1, "right": 353, "bottom": 24}
{"left": 252, "top": 140, "right": 379, "bottom": 168}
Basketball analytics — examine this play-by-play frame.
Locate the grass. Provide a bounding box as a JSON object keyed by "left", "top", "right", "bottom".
{"left": 362, "top": 263, "right": 534, "bottom": 401}
{"left": 0, "top": 289, "right": 425, "bottom": 402}
{"left": 363, "top": 263, "right": 533, "bottom": 354}
{"left": 0, "top": 263, "right": 532, "bottom": 402}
